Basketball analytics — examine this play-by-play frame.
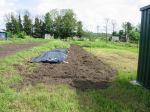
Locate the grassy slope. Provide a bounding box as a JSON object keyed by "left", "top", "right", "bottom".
{"left": 0, "top": 39, "right": 150, "bottom": 112}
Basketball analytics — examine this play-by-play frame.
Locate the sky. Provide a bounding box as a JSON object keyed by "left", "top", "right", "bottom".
{"left": 0, "top": 0, "right": 150, "bottom": 32}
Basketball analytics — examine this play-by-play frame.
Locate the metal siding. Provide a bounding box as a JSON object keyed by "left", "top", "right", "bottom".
{"left": 0, "top": 32, "right": 6, "bottom": 39}
{"left": 137, "top": 6, "right": 150, "bottom": 89}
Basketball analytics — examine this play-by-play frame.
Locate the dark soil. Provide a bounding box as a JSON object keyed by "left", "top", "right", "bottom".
{"left": 0, "top": 43, "right": 40, "bottom": 58}
{"left": 13, "top": 45, "right": 117, "bottom": 90}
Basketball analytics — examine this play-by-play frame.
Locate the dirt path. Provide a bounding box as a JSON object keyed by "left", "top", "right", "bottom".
{"left": 0, "top": 43, "right": 40, "bottom": 58}
{"left": 13, "top": 45, "right": 117, "bottom": 90}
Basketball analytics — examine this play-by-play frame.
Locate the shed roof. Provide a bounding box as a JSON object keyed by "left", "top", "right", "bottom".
{"left": 140, "top": 5, "right": 150, "bottom": 11}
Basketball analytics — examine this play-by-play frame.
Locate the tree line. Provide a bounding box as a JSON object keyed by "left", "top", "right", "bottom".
{"left": 112, "top": 22, "right": 140, "bottom": 42}
{"left": 5, "top": 9, "right": 84, "bottom": 38}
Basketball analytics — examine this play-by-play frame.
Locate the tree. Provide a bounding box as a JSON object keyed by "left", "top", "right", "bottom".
{"left": 60, "top": 9, "right": 77, "bottom": 38}
{"left": 118, "top": 30, "right": 126, "bottom": 41}
{"left": 33, "top": 17, "right": 42, "bottom": 38}
{"left": 23, "top": 11, "right": 32, "bottom": 35}
{"left": 135, "top": 23, "right": 141, "bottom": 32}
{"left": 112, "top": 31, "right": 117, "bottom": 36}
{"left": 18, "top": 14, "right": 23, "bottom": 32}
{"left": 39, "top": 19, "right": 45, "bottom": 38}
{"left": 44, "top": 12, "right": 53, "bottom": 34}
{"left": 128, "top": 30, "right": 140, "bottom": 42}
{"left": 122, "top": 22, "right": 133, "bottom": 42}
{"left": 54, "top": 15, "right": 62, "bottom": 38}
{"left": 11, "top": 14, "right": 19, "bottom": 34}
{"left": 6, "top": 22, "right": 13, "bottom": 32}
{"left": 111, "top": 20, "right": 117, "bottom": 35}
{"left": 5, "top": 13, "right": 12, "bottom": 32}
{"left": 4, "top": 9, "right": 83, "bottom": 39}
{"left": 77, "top": 21, "right": 83, "bottom": 37}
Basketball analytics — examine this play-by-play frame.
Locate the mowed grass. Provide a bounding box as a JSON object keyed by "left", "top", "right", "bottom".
{"left": 0, "top": 38, "right": 150, "bottom": 112}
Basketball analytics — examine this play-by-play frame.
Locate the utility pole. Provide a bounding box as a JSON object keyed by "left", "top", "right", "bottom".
{"left": 96, "top": 25, "right": 100, "bottom": 37}
{"left": 97, "top": 25, "right": 100, "bottom": 33}
{"left": 104, "top": 18, "right": 109, "bottom": 40}
{"left": 111, "top": 20, "right": 116, "bottom": 33}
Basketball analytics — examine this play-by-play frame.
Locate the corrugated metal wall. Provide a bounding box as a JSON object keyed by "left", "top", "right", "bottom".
{"left": 137, "top": 5, "right": 150, "bottom": 89}
{"left": 0, "top": 32, "right": 6, "bottom": 39}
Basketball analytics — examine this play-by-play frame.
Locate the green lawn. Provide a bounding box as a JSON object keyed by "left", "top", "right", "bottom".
{"left": 0, "top": 38, "right": 150, "bottom": 112}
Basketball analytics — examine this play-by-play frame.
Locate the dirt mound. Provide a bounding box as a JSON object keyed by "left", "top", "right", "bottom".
{"left": 0, "top": 43, "right": 40, "bottom": 58}
{"left": 13, "top": 45, "right": 117, "bottom": 90}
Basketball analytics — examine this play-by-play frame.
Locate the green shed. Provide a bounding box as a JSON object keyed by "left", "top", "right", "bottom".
{"left": 137, "top": 5, "right": 150, "bottom": 89}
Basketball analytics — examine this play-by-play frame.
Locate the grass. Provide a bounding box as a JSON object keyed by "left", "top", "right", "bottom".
{"left": 0, "top": 38, "right": 150, "bottom": 112}
{"left": 0, "top": 36, "right": 48, "bottom": 45}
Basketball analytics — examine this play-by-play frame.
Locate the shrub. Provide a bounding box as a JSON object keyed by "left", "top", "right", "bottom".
{"left": 17, "top": 32, "right": 26, "bottom": 39}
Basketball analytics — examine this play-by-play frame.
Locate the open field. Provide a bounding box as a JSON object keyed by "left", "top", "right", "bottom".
{"left": 0, "top": 38, "right": 150, "bottom": 112}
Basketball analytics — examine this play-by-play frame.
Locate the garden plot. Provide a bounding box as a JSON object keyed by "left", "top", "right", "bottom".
{"left": 13, "top": 45, "right": 117, "bottom": 90}
{"left": 0, "top": 43, "right": 40, "bottom": 57}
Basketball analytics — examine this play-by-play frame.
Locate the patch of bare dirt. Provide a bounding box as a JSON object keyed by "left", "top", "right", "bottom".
{"left": 0, "top": 43, "right": 40, "bottom": 58}
{"left": 13, "top": 45, "right": 117, "bottom": 90}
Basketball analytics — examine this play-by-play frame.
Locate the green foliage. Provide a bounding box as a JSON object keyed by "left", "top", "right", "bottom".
{"left": 33, "top": 17, "right": 43, "bottom": 38}
{"left": 17, "top": 32, "right": 26, "bottom": 39}
{"left": 122, "top": 22, "right": 133, "bottom": 35}
{"left": 6, "top": 22, "right": 13, "bottom": 32}
{"left": 54, "top": 15, "right": 62, "bottom": 38}
{"left": 129, "top": 31, "right": 140, "bottom": 42}
{"left": 23, "top": 11, "right": 32, "bottom": 35}
{"left": 18, "top": 14, "right": 23, "bottom": 32}
{"left": 44, "top": 12, "right": 53, "bottom": 34}
{"left": 112, "top": 31, "right": 118, "bottom": 36}
{"left": 61, "top": 9, "right": 77, "bottom": 38}
{"left": 5, "top": 9, "right": 83, "bottom": 39}
{"left": 77, "top": 21, "right": 83, "bottom": 38}
{"left": 114, "top": 22, "right": 140, "bottom": 42}
{"left": 11, "top": 15, "right": 20, "bottom": 34}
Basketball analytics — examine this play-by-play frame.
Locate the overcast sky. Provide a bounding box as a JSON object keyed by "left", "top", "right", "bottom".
{"left": 0, "top": 0, "right": 150, "bottom": 32}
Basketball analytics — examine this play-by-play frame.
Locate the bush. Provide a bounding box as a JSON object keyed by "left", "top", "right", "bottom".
{"left": 129, "top": 31, "right": 140, "bottom": 42}
{"left": 17, "top": 32, "right": 26, "bottom": 39}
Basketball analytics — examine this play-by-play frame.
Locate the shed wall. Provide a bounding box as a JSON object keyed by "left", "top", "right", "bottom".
{"left": 137, "top": 5, "right": 150, "bottom": 89}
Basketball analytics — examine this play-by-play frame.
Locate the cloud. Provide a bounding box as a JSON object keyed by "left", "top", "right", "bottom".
{"left": 36, "top": 0, "right": 150, "bottom": 32}
{"left": 0, "top": 0, "right": 150, "bottom": 32}
{"left": 0, "top": 0, "right": 17, "bottom": 29}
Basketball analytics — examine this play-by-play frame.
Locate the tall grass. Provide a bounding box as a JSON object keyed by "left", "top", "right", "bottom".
{"left": 69, "top": 39, "right": 138, "bottom": 53}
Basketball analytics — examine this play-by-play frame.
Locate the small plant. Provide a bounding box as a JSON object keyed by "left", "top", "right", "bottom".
{"left": 17, "top": 32, "right": 26, "bottom": 39}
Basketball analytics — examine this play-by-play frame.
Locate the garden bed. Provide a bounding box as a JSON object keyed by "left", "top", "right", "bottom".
{"left": 13, "top": 45, "right": 117, "bottom": 90}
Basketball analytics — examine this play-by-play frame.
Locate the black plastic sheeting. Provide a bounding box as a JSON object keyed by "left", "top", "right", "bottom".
{"left": 31, "top": 48, "right": 68, "bottom": 63}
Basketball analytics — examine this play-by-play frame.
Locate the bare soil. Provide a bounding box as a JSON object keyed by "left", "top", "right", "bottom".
{"left": 0, "top": 43, "right": 40, "bottom": 58}
{"left": 13, "top": 45, "right": 117, "bottom": 90}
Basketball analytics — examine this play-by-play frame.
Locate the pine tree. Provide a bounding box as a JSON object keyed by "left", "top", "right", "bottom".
{"left": 77, "top": 21, "right": 83, "bottom": 38}
{"left": 54, "top": 15, "right": 62, "bottom": 38}
{"left": 60, "top": 9, "right": 77, "bottom": 38}
{"left": 6, "top": 22, "right": 13, "bottom": 32}
{"left": 44, "top": 12, "right": 53, "bottom": 34}
{"left": 23, "top": 11, "right": 32, "bottom": 35}
{"left": 11, "top": 15, "right": 19, "bottom": 34}
{"left": 34, "top": 17, "right": 42, "bottom": 38}
{"left": 18, "top": 14, "right": 23, "bottom": 32}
